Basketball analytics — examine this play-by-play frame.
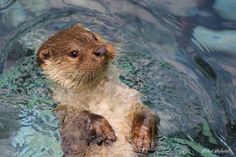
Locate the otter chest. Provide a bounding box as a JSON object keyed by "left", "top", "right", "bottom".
{"left": 53, "top": 83, "right": 141, "bottom": 157}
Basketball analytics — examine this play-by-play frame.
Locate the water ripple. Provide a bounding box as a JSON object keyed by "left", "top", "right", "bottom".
{"left": 0, "top": 0, "right": 15, "bottom": 11}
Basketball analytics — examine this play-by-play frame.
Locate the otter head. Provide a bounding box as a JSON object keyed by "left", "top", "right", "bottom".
{"left": 37, "top": 24, "right": 115, "bottom": 89}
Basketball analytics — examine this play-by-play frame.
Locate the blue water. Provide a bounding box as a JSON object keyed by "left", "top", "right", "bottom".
{"left": 0, "top": 0, "right": 236, "bottom": 157}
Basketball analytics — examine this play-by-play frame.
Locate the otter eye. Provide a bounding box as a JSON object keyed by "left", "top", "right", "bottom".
{"left": 69, "top": 51, "right": 79, "bottom": 58}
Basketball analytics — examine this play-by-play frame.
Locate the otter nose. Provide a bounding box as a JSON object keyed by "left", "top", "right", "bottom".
{"left": 94, "top": 46, "right": 107, "bottom": 57}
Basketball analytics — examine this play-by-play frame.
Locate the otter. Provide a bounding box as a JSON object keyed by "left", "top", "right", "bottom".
{"left": 36, "top": 24, "right": 160, "bottom": 157}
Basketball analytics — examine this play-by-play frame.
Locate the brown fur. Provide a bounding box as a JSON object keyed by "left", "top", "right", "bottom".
{"left": 37, "top": 24, "right": 160, "bottom": 157}
{"left": 37, "top": 24, "right": 115, "bottom": 90}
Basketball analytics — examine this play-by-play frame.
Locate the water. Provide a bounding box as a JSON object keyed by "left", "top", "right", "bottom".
{"left": 0, "top": 0, "right": 236, "bottom": 156}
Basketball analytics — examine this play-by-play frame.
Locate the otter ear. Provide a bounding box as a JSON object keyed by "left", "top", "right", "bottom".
{"left": 73, "top": 23, "right": 84, "bottom": 29}
{"left": 37, "top": 48, "right": 52, "bottom": 65}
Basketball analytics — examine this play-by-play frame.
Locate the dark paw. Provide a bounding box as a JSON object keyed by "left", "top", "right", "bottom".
{"left": 61, "top": 134, "right": 87, "bottom": 156}
{"left": 129, "top": 127, "right": 156, "bottom": 154}
{"left": 86, "top": 113, "right": 117, "bottom": 145}
{"left": 129, "top": 113, "right": 159, "bottom": 154}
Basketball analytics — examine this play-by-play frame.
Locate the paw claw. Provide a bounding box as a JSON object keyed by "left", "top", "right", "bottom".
{"left": 129, "top": 112, "right": 159, "bottom": 154}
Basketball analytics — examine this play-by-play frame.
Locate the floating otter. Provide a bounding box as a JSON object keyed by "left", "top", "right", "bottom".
{"left": 36, "top": 24, "right": 160, "bottom": 157}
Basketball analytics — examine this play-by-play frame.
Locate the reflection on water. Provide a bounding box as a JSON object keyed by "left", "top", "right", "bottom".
{"left": 0, "top": 0, "right": 236, "bottom": 156}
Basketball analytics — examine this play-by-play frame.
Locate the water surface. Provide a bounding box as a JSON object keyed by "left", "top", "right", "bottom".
{"left": 0, "top": 0, "right": 236, "bottom": 156}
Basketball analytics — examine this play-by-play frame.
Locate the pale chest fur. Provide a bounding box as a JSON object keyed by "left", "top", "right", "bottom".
{"left": 53, "top": 80, "right": 143, "bottom": 157}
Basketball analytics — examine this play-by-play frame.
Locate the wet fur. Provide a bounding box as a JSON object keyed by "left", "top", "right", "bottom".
{"left": 53, "top": 76, "right": 158, "bottom": 157}
{"left": 37, "top": 24, "right": 159, "bottom": 157}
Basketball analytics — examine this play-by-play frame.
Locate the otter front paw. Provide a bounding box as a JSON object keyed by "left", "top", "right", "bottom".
{"left": 129, "top": 112, "right": 159, "bottom": 154}
{"left": 86, "top": 112, "right": 117, "bottom": 145}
